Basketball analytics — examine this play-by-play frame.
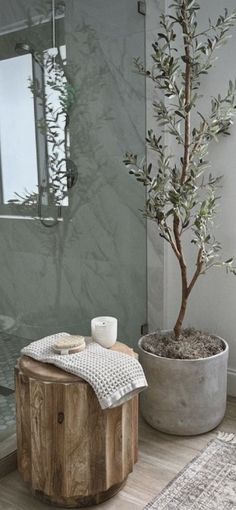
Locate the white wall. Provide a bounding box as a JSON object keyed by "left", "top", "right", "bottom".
{"left": 162, "top": 0, "right": 236, "bottom": 394}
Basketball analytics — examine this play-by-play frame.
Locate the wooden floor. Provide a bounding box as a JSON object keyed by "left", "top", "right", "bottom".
{"left": 0, "top": 397, "right": 236, "bottom": 510}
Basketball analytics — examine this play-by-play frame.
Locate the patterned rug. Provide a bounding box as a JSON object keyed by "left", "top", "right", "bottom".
{"left": 144, "top": 433, "right": 236, "bottom": 509}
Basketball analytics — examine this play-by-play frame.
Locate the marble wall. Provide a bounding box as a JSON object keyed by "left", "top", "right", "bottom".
{"left": 0, "top": 0, "right": 147, "bottom": 346}
{"left": 0, "top": 0, "right": 33, "bottom": 34}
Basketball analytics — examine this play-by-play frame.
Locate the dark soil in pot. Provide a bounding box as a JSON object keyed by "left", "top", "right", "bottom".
{"left": 142, "top": 328, "right": 225, "bottom": 360}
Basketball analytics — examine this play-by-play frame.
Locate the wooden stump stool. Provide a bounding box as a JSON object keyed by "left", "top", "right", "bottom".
{"left": 15, "top": 342, "right": 138, "bottom": 507}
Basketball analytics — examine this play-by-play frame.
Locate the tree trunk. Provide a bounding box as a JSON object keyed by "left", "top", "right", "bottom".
{"left": 173, "top": 6, "right": 191, "bottom": 339}
{"left": 173, "top": 248, "right": 204, "bottom": 339}
{"left": 174, "top": 295, "right": 188, "bottom": 339}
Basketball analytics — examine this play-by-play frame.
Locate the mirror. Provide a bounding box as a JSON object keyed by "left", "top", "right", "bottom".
{"left": 0, "top": 0, "right": 77, "bottom": 221}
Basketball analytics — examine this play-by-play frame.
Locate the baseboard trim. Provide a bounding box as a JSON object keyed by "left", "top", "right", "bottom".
{"left": 0, "top": 450, "right": 17, "bottom": 478}
{"left": 0, "top": 433, "right": 17, "bottom": 478}
{"left": 227, "top": 369, "right": 236, "bottom": 397}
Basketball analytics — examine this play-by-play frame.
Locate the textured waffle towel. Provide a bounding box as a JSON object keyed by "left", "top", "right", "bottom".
{"left": 21, "top": 333, "right": 148, "bottom": 409}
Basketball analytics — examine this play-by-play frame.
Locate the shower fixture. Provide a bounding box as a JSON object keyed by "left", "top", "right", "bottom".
{"left": 52, "top": 0, "right": 56, "bottom": 51}
{"left": 137, "top": 1, "right": 146, "bottom": 15}
{"left": 15, "top": 42, "right": 33, "bottom": 55}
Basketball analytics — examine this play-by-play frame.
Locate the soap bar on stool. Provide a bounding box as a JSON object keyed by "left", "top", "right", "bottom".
{"left": 53, "top": 335, "right": 85, "bottom": 355}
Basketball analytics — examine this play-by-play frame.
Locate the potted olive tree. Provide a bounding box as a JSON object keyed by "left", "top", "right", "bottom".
{"left": 124, "top": 0, "right": 236, "bottom": 435}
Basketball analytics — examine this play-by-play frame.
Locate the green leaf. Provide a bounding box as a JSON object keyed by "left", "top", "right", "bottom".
{"left": 187, "top": 0, "right": 196, "bottom": 8}
{"left": 158, "top": 33, "right": 169, "bottom": 42}
{"left": 175, "top": 110, "right": 185, "bottom": 119}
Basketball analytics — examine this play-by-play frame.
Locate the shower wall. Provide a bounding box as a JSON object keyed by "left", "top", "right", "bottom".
{"left": 0, "top": 0, "right": 146, "bottom": 345}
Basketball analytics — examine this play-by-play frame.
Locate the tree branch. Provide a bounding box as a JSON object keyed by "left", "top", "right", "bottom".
{"left": 173, "top": 214, "right": 188, "bottom": 291}
{"left": 180, "top": 8, "right": 192, "bottom": 185}
{"left": 189, "top": 120, "right": 207, "bottom": 161}
{"left": 165, "top": 222, "right": 181, "bottom": 259}
{"left": 187, "top": 248, "right": 204, "bottom": 296}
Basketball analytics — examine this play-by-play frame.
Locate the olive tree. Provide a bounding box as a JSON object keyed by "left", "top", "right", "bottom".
{"left": 124, "top": 0, "right": 236, "bottom": 338}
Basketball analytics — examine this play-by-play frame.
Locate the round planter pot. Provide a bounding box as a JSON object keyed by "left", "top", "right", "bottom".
{"left": 138, "top": 331, "right": 229, "bottom": 436}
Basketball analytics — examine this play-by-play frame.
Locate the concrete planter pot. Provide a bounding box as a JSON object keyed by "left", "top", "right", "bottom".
{"left": 138, "top": 331, "right": 229, "bottom": 436}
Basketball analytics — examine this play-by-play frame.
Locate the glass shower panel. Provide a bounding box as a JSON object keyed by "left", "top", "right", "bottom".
{"left": 0, "top": 0, "right": 146, "bottom": 448}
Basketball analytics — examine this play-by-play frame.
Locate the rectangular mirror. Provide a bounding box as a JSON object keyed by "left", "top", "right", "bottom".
{"left": 0, "top": 3, "right": 72, "bottom": 217}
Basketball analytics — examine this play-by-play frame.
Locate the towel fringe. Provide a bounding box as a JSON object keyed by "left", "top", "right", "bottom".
{"left": 217, "top": 431, "right": 236, "bottom": 443}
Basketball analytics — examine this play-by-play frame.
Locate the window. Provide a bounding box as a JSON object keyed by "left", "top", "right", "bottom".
{"left": 0, "top": 53, "right": 38, "bottom": 205}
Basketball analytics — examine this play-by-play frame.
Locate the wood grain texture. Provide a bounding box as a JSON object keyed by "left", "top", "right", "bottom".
{"left": 132, "top": 396, "right": 139, "bottom": 463}
{"left": 2, "top": 398, "right": 236, "bottom": 510}
{"left": 15, "top": 342, "right": 138, "bottom": 507}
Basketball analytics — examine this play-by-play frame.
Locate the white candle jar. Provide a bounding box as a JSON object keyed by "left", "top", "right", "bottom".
{"left": 91, "top": 317, "right": 118, "bottom": 348}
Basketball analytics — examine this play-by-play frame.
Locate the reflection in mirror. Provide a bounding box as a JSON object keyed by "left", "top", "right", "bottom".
{"left": 28, "top": 43, "right": 75, "bottom": 213}
{"left": 0, "top": 0, "right": 77, "bottom": 222}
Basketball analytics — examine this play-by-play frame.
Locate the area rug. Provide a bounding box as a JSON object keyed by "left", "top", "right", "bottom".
{"left": 144, "top": 432, "right": 236, "bottom": 509}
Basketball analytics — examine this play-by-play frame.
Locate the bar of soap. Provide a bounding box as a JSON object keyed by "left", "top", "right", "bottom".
{"left": 53, "top": 335, "right": 86, "bottom": 355}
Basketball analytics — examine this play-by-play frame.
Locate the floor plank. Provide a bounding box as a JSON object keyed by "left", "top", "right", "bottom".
{"left": 0, "top": 398, "right": 236, "bottom": 510}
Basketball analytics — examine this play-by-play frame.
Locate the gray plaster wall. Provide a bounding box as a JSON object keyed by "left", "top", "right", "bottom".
{"left": 162, "top": 0, "right": 236, "bottom": 392}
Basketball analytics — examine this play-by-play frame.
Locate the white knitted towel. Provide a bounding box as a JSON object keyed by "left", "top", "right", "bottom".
{"left": 21, "top": 333, "right": 148, "bottom": 409}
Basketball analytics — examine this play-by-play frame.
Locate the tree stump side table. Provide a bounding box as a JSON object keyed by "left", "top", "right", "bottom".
{"left": 15, "top": 341, "right": 139, "bottom": 507}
